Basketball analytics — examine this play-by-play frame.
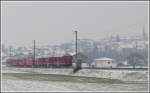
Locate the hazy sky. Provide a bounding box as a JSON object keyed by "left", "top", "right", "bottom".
{"left": 1, "top": 1, "right": 149, "bottom": 47}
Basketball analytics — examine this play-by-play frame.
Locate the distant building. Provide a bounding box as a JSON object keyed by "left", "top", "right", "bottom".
{"left": 92, "top": 57, "right": 117, "bottom": 68}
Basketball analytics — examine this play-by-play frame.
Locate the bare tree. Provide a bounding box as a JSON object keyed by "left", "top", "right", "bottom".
{"left": 127, "top": 52, "right": 144, "bottom": 68}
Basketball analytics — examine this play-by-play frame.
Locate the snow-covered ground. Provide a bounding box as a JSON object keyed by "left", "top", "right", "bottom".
{"left": 2, "top": 74, "right": 148, "bottom": 92}
{"left": 1, "top": 65, "right": 149, "bottom": 92}
{"left": 75, "top": 69, "right": 148, "bottom": 81}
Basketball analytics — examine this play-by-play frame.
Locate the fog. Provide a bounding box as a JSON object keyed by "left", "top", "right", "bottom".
{"left": 1, "top": 1, "right": 148, "bottom": 47}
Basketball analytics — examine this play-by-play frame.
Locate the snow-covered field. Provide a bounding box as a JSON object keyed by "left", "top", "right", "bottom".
{"left": 1, "top": 65, "right": 149, "bottom": 92}
{"left": 2, "top": 76, "right": 148, "bottom": 92}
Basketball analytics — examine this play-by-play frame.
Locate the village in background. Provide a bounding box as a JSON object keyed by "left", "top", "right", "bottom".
{"left": 1, "top": 28, "right": 148, "bottom": 69}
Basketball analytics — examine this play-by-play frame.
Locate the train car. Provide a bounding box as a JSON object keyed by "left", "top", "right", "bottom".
{"left": 25, "top": 58, "right": 33, "bottom": 67}
{"left": 36, "top": 57, "right": 48, "bottom": 68}
{"left": 35, "top": 56, "right": 72, "bottom": 68}
{"left": 6, "top": 55, "right": 73, "bottom": 68}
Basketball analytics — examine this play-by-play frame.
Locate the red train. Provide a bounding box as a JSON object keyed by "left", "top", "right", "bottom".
{"left": 6, "top": 56, "right": 73, "bottom": 68}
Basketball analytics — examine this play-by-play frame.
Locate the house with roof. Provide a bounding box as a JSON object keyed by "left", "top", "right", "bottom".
{"left": 91, "top": 57, "right": 117, "bottom": 68}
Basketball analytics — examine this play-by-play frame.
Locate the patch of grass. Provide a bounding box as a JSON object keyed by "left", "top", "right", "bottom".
{"left": 2, "top": 73, "right": 124, "bottom": 84}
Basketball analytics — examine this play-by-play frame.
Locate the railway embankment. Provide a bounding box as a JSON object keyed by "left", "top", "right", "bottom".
{"left": 2, "top": 65, "right": 148, "bottom": 82}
